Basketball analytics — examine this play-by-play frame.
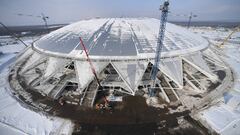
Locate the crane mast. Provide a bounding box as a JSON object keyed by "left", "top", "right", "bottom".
{"left": 150, "top": 0, "right": 169, "bottom": 96}
{"left": 17, "top": 13, "right": 49, "bottom": 33}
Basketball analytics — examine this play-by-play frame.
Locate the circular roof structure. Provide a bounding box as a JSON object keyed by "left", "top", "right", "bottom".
{"left": 33, "top": 18, "right": 208, "bottom": 60}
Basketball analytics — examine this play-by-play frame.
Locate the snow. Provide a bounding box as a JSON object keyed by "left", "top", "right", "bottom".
{"left": 0, "top": 44, "right": 26, "bottom": 53}
{"left": 0, "top": 122, "right": 27, "bottom": 135}
{"left": 0, "top": 53, "right": 15, "bottom": 64}
{"left": 0, "top": 37, "right": 35, "bottom": 53}
{"left": 200, "top": 104, "right": 240, "bottom": 133}
{"left": 0, "top": 37, "right": 74, "bottom": 135}
{"left": 0, "top": 69, "right": 73, "bottom": 135}
{"left": 191, "top": 27, "right": 240, "bottom": 135}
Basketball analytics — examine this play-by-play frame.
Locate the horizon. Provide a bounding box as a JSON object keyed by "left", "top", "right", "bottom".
{"left": 1, "top": 18, "right": 240, "bottom": 27}
{"left": 1, "top": 0, "right": 240, "bottom": 26}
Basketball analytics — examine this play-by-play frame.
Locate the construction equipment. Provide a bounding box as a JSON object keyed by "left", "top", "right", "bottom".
{"left": 187, "top": 12, "right": 197, "bottom": 28}
{"left": 150, "top": 0, "right": 169, "bottom": 96}
{"left": 169, "top": 12, "right": 197, "bottom": 28}
{"left": 17, "top": 13, "right": 50, "bottom": 32}
{"left": 79, "top": 37, "right": 101, "bottom": 86}
{"left": 0, "top": 22, "right": 28, "bottom": 47}
{"left": 79, "top": 37, "right": 109, "bottom": 107}
{"left": 95, "top": 96, "right": 110, "bottom": 110}
{"left": 217, "top": 26, "right": 240, "bottom": 48}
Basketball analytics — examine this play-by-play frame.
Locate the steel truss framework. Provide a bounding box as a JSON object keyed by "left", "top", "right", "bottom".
{"left": 13, "top": 47, "right": 223, "bottom": 105}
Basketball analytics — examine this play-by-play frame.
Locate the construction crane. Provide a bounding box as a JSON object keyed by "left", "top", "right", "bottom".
{"left": 17, "top": 13, "right": 50, "bottom": 33}
{"left": 150, "top": 0, "right": 169, "bottom": 97}
{"left": 79, "top": 37, "right": 101, "bottom": 87}
{"left": 79, "top": 37, "right": 109, "bottom": 107}
{"left": 217, "top": 26, "right": 240, "bottom": 48}
{"left": 169, "top": 12, "right": 197, "bottom": 28}
{"left": 0, "top": 22, "right": 28, "bottom": 47}
{"left": 187, "top": 12, "right": 197, "bottom": 28}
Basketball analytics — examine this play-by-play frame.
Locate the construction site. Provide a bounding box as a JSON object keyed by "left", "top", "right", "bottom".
{"left": 9, "top": 16, "right": 229, "bottom": 106}
{"left": 1, "top": 0, "right": 240, "bottom": 135}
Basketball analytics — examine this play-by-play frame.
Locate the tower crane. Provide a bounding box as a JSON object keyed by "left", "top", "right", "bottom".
{"left": 169, "top": 12, "right": 197, "bottom": 28}
{"left": 187, "top": 12, "right": 197, "bottom": 28}
{"left": 0, "top": 22, "right": 28, "bottom": 47}
{"left": 150, "top": 0, "right": 169, "bottom": 96}
{"left": 17, "top": 13, "right": 50, "bottom": 33}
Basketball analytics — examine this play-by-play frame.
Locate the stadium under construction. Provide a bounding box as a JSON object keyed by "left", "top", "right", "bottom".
{"left": 8, "top": 18, "right": 230, "bottom": 111}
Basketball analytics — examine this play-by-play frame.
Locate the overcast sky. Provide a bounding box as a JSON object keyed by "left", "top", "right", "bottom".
{"left": 0, "top": 0, "right": 240, "bottom": 26}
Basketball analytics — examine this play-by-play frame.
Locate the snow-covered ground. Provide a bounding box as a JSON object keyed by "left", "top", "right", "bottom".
{"left": 190, "top": 27, "right": 240, "bottom": 135}
{"left": 0, "top": 37, "right": 74, "bottom": 135}
{"left": 0, "top": 26, "right": 239, "bottom": 135}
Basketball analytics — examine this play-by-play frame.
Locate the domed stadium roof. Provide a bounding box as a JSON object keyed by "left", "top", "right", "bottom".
{"left": 10, "top": 18, "right": 224, "bottom": 109}
{"left": 33, "top": 18, "right": 208, "bottom": 60}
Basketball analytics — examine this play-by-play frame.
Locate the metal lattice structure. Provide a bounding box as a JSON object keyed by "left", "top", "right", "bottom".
{"left": 151, "top": 0, "right": 169, "bottom": 95}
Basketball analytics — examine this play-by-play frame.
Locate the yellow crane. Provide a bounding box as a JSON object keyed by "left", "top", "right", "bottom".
{"left": 217, "top": 26, "right": 240, "bottom": 48}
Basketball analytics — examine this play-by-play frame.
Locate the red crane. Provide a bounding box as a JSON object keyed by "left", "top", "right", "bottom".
{"left": 79, "top": 37, "right": 109, "bottom": 107}
{"left": 79, "top": 37, "right": 101, "bottom": 86}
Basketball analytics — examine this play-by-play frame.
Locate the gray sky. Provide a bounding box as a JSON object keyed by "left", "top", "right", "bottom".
{"left": 0, "top": 0, "right": 240, "bottom": 26}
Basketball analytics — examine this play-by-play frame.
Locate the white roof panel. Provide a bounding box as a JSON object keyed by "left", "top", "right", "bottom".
{"left": 44, "top": 57, "right": 69, "bottom": 78}
{"left": 159, "top": 58, "right": 183, "bottom": 87}
{"left": 75, "top": 61, "right": 108, "bottom": 89}
{"left": 112, "top": 61, "right": 148, "bottom": 93}
{"left": 34, "top": 18, "right": 208, "bottom": 60}
{"left": 14, "top": 47, "right": 33, "bottom": 64}
{"left": 203, "top": 49, "right": 224, "bottom": 65}
{"left": 183, "top": 52, "right": 218, "bottom": 80}
{"left": 184, "top": 52, "right": 212, "bottom": 74}
{"left": 21, "top": 52, "right": 43, "bottom": 73}
{"left": 150, "top": 58, "right": 183, "bottom": 87}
